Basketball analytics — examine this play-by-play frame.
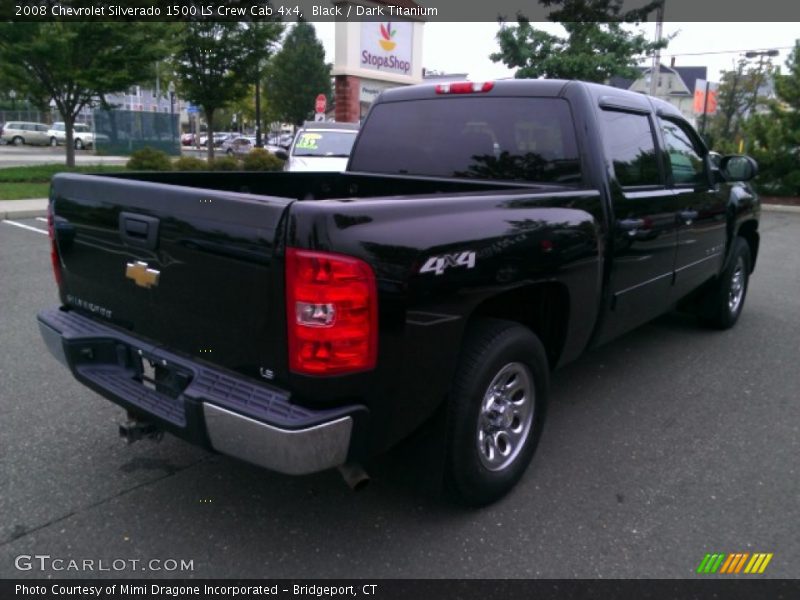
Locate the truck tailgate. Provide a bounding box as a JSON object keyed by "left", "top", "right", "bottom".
{"left": 51, "top": 173, "right": 292, "bottom": 382}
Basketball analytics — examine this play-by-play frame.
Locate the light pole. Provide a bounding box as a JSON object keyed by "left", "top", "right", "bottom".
{"left": 167, "top": 81, "right": 176, "bottom": 145}
{"left": 255, "top": 62, "right": 263, "bottom": 147}
{"left": 744, "top": 49, "right": 779, "bottom": 116}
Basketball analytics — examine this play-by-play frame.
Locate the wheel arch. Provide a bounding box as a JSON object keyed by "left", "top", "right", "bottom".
{"left": 469, "top": 282, "right": 569, "bottom": 370}
{"left": 736, "top": 219, "right": 759, "bottom": 273}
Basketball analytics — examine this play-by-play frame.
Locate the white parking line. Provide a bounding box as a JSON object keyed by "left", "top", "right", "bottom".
{"left": 36, "top": 217, "right": 48, "bottom": 223}
{"left": 2, "top": 219, "right": 48, "bottom": 235}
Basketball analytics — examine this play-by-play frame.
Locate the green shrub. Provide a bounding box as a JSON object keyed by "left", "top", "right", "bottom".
{"left": 242, "top": 148, "right": 285, "bottom": 172}
{"left": 126, "top": 147, "right": 173, "bottom": 171}
{"left": 209, "top": 156, "right": 240, "bottom": 171}
{"left": 173, "top": 156, "right": 208, "bottom": 171}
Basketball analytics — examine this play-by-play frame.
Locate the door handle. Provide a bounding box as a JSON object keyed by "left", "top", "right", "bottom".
{"left": 617, "top": 218, "right": 645, "bottom": 236}
{"left": 119, "top": 212, "right": 159, "bottom": 250}
{"left": 679, "top": 210, "right": 699, "bottom": 225}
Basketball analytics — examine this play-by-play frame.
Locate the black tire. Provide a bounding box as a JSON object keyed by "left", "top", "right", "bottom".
{"left": 74, "top": 138, "right": 84, "bottom": 150}
{"left": 701, "top": 237, "right": 751, "bottom": 329}
{"left": 444, "top": 318, "right": 549, "bottom": 506}
{"left": 226, "top": 148, "right": 234, "bottom": 156}
{"left": 50, "top": 137, "right": 58, "bottom": 147}
{"left": 12, "top": 136, "right": 24, "bottom": 146}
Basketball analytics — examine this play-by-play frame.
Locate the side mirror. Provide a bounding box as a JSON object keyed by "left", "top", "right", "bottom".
{"left": 275, "top": 149, "right": 288, "bottom": 161}
{"left": 720, "top": 155, "right": 758, "bottom": 182}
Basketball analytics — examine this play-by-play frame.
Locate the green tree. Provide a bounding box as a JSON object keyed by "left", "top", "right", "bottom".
{"left": 704, "top": 61, "right": 753, "bottom": 152}
{"left": 746, "top": 41, "right": 800, "bottom": 196}
{"left": 0, "top": 20, "right": 173, "bottom": 166}
{"left": 174, "top": 21, "right": 281, "bottom": 161}
{"left": 491, "top": 0, "right": 668, "bottom": 82}
{"left": 264, "top": 22, "right": 331, "bottom": 127}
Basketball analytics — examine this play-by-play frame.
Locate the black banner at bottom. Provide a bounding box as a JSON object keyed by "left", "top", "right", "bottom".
{"left": 3, "top": 579, "right": 799, "bottom": 600}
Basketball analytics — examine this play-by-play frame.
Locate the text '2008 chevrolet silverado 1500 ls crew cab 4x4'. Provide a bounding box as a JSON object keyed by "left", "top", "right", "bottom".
{"left": 38, "top": 80, "right": 760, "bottom": 505}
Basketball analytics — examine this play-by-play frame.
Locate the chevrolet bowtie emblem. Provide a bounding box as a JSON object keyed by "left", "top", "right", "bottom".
{"left": 125, "top": 261, "right": 160, "bottom": 288}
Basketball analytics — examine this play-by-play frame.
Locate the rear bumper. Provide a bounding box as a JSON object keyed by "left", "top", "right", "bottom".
{"left": 37, "top": 306, "right": 364, "bottom": 475}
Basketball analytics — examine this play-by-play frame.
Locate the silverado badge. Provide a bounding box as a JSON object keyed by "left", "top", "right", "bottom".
{"left": 125, "top": 261, "right": 160, "bottom": 288}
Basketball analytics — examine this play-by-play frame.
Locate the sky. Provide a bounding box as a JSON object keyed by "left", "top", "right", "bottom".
{"left": 314, "top": 22, "right": 799, "bottom": 84}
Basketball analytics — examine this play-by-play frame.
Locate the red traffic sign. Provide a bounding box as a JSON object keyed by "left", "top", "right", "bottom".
{"left": 315, "top": 94, "right": 327, "bottom": 114}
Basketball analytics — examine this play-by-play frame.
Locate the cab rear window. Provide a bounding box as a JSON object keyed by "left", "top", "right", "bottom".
{"left": 351, "top": 97, "right": 582, "bottom": 184}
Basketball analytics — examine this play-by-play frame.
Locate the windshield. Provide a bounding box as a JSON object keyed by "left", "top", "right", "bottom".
{"left": 350, "top": 97, "right": 582, "bottom": 184}
{"left": 292, "top": 130, "right": 357, "bottom": 157}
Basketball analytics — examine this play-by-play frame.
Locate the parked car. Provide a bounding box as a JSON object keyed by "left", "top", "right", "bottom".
{"left": 181, "top": 133, "right": 195, "bottom": 146}
{"left": 38, "top": 79, "right": 760, "bottom": 505}
{"left": 48, "top": 122, "right": 96, "bottom": 149}
{"left": 0, "top": 122, "right": 5, "bottom": 144}
{"left": 1, "top": 121, "right": 51, "bottom": 146}
{"left": 279, "top": 122, "right": 359, "bottom": 172}
{"left": 267, "top": 132, "right": 294, "bottom": 148}
{"left": 221, "top": 136, "right": 255, "bottom": 156}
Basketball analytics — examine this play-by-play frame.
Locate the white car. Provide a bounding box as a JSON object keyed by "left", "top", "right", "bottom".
{"left": 281, "top": 122, "right": 359, "bottom": 172}
{"left": 48, "top": 122, "right": 96, "bottom": 149}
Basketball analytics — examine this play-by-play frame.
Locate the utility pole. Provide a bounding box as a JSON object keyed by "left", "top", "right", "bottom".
{"left": 648, "top": 3, "right": 664, "bottom": 97}
{"left": 745, "top": 49, "right": 779, "bottom": 116}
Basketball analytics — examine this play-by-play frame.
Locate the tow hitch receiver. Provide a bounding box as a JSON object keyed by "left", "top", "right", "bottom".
{"left": 119, "top": 412, "right": 163, "bottom": 444}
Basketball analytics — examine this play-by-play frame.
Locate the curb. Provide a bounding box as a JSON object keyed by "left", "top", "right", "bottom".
{"left": 1, "top": 209, "right": 48, "bottom": 219}
{"left": 0, "top": 198, "right": 49, "bottom": 221}
{"left": 762, "top": 204, "right": 800, "bottom": 214}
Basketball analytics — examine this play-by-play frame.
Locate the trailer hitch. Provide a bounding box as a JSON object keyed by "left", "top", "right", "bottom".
{"left": 119, "top": 412, "right": 163, "bottom": 444}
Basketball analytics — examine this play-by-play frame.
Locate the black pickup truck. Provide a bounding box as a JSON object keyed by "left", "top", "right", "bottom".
{"left": 38, "top": 80, "right": 760, "bottom": 505}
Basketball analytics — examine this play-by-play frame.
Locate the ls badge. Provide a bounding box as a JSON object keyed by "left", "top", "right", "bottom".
{"left": 125, "top": 261, "right": 160, "bottom": 288}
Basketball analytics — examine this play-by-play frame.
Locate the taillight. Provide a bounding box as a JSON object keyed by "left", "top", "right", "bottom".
{"left": 285, "top": 248, "right": 378, "bottom": 376}
{"left": 47, "top": 202, "right": 63, "bottom": 290}
{"left": 435, "top": 81, "right": 494, "bottom": 94}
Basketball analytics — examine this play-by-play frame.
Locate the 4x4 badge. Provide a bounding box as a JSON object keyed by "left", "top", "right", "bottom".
{"left": 125, "top": 261, "right": 160, "bottom": 288}
{"left": 419, "top": 251, "right": 476, "bottom": 276}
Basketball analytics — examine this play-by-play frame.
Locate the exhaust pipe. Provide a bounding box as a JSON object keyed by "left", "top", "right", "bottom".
{"left": 338, "top": 463, "right": 370, "bottom": 491}
{"left": 119, "top": 413, "right": 163, "bottom": 444}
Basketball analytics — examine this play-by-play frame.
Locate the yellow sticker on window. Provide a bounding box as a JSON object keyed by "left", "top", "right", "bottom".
{"left": 296, "top": 133, "right": 322, "bottom": 150}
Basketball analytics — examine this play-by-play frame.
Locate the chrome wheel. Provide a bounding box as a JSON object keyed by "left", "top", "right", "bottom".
{"left": 728, "top": 257, "right": 745, "bottom": 315}
{"left": 477, "top": 362, "right": 534, "bottom": 472}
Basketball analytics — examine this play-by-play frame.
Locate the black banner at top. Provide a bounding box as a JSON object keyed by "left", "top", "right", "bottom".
{"left": 3, "top": 0, "right": 800, "bottom": 22}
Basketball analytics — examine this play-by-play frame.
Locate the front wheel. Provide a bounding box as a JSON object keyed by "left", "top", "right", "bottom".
{"left": 444, "top": 319, "right": 549, "bottom": 506}
{"left": 50, "top": 137, "right": 58, "bottom": 147}
{"left": 701, "top": 237, "right": 752, "bottom": 329}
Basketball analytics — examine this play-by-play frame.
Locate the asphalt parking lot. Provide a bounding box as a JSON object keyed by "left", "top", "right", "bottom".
{"left": 0, "top": 212, "right": 798, "bottom": 579}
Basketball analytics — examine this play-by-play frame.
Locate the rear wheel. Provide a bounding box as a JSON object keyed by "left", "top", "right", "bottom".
{"left": 700, "top": 237, "right": 751, "bottom": 329}
{"left": 74, "top": 138, "right": 84, "bottom": 150}
{"left": 50, "top": 137, "right": 58, "bottom": 147}
{"left": 444, "top": 318, "right": 549, "bottom": 506}
{"left": 12, "top": 136, "right": 24, "bottom": 146}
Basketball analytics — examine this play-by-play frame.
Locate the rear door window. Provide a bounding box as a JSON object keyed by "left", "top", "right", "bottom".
{"left": 351, "top": 97, "right": 581, "bottom": 184}
{"left": 599, "top": 110, "right": 662, "bottom": 187}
